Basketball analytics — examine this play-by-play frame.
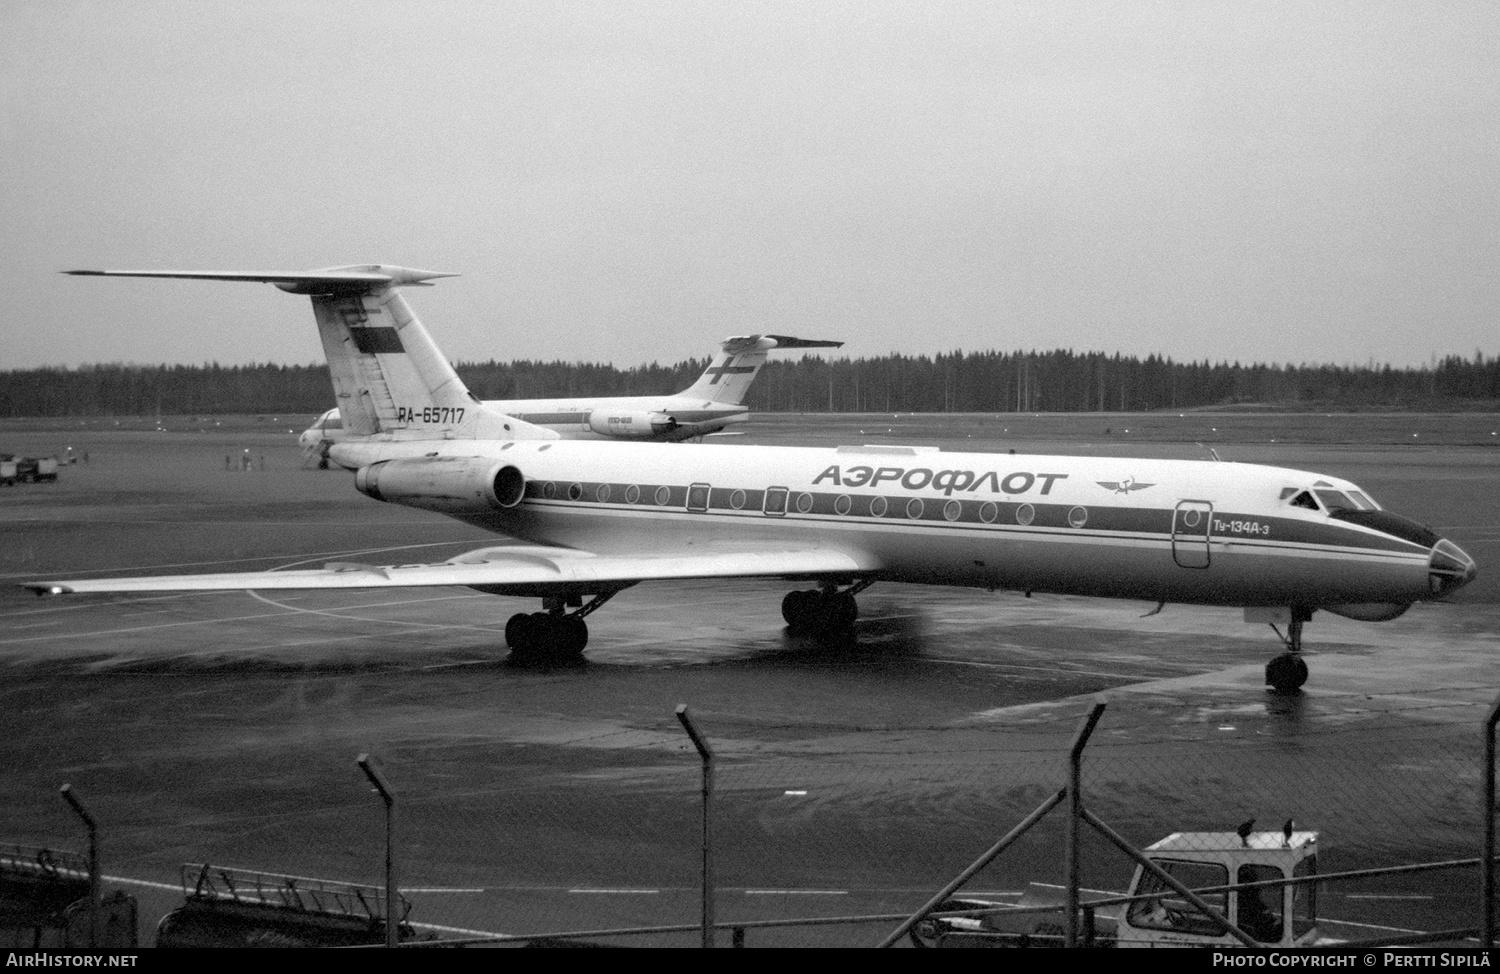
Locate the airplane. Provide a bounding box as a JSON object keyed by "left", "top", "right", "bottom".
{"left": 28, "top": 264, "right": 1477, "bottom": 692}
{"left": 298, "top": 333, "right": 843, "bottom": 466}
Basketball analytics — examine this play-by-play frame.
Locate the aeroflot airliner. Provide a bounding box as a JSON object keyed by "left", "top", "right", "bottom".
{"left": 298, "top": 332, "right": 841, "bottom": 464}
{"left": 30, "top": 266, "right": 1477, "bottom": 692}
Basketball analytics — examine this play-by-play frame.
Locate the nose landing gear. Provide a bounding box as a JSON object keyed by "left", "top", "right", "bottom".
{"left": 1265, "top": 608, "right": 1313, "bottom": 693}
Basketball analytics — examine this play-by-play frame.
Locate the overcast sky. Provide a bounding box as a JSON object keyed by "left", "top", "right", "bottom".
{"left": 4, "top": 1, "right": 1496, "bottom": 371}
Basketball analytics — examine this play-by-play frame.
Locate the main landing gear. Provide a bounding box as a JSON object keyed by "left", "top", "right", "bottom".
{"left": 1265, "top": 608, "right": 1313, "bottom": 693}
{"left": 781, "top": 581, "right": 873, "bottom": 638}
{"left": 505, "top": 593, "right": 616, "bottom": 664}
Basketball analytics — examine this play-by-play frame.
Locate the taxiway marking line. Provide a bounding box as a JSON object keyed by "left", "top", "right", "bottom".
{"left": 0, "top": 593, "right": 499, "bottom": 645}
{"left": 101, "top": 875, "right": 187, "bottom": 892}
{"left": 0, "top": 606, "right": 312, "bottom": 645}
{"left": 99, "top": 874, "right": 483, "bottom": 896}
{"left": 1342, "top": 894, "right": 1435, "bottom": 901}
{"left": 411, "top": 922, "right": 511, "bottom": 937}
{"left": 744, "top": 889, "right": 849, "bottom": 896}
{"left": 927, "top": 656, "right": 1184, "bottom": 681}
{"left": 404, "top": 887, "right": 487, "bottom": 894}
{"left": 0, "top": 589, "right": 242, "bottom": 621}
{"left": 245, "top": 589, "right": 501, "bottom": 632}
{"left": 569, "top": 888, "right": 661, "bottom": 895}
{"left": 1320, "top": 916, "right": 1429, "bottom": 934}
{"left": 0, "top": 585, "right": 510, "bottom": 645}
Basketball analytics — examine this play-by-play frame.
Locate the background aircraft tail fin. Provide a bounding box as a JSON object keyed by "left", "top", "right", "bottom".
{"left": 66, "top": 266, "right": 558, "bottom": 441}
{"left": 681, "top": 334, "right": 843, "bottom": 404}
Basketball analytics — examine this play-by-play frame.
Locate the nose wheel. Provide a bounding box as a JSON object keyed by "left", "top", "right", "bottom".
{"left": 1265, "top": 609, "right": 1313, "bottom": 692}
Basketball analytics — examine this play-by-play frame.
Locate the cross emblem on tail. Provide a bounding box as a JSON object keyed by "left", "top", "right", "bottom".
{"left": 704, "top": 356, "right": 756, "bottom": 384}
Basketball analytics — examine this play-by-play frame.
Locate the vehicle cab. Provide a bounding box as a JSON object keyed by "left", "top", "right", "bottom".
{"left": 1120, "top": 830, "right": 1321, "bottom": 947}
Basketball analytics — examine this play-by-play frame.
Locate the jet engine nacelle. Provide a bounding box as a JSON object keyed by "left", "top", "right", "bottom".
{"left": 586, "top": 410, "right": 681, "bottom": 438}
{"left": 355, "top": 457, "right": 525, "bottom": 514}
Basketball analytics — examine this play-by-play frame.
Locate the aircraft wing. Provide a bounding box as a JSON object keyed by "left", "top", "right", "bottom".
{"left": 24, "top": 545, "right": 872, "bottom": 597}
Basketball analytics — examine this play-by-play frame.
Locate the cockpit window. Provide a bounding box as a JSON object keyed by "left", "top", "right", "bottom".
{"left": 1314, "top": 489, "right": 1354, "bottom": 512}
{"left": 1284, "top": 484, "right": 1380, "bottom": 514}
{"left": 1283, "top": 490, "right": 1318, "bottom": 511}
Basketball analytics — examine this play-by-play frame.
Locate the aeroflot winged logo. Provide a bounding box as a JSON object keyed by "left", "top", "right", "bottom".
{"left": 1096, "top": 478, "right": 1155, "bottom": 494}
{"left": 813, "top": 465, "right": 1068, "bottom": 496}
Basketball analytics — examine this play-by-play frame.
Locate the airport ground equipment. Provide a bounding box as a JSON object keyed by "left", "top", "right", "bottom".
{"left": 0, "top": 455, "right": 59, "bottom": 484}
{"left": 0, "top": 844, "right": 136, "bottom": 947}
{"left": 912, "top": 829, "right": 1322, "bottom": 947}
{"left": 155, "top": 864, "right": 418, "bottom": 947}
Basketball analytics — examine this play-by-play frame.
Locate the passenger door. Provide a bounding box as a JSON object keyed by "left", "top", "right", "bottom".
{"left": 1172, "top": 500, "right": 1213, "bottom": 569}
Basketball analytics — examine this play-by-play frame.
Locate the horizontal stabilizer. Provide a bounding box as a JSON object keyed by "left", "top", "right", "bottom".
{"left": 719, "top": 334, "right": 843, "bottom": 354}
{"left": 64, "top": 266, "right": 458, "bottom": 295}
{"left": 763, "top": 335, "right": 844, "bottom": 349}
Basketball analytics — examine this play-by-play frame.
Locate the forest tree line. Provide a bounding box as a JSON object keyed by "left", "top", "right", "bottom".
{"left": 2, "top": 350, "right": 1499, "bottom": 417}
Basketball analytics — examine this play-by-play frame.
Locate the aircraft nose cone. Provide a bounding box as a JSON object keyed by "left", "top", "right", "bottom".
{"left": 1429, "top": 538, "right": 1477, "bottom": 597}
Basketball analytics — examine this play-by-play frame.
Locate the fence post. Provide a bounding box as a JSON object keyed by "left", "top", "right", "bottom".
{"left": 357, "top": 754, "right": 399, "bottom": 949}
{"left": 59, "top": 785, "right": 98, "bottom": 948}
{"left": 1066, "top": 700, "right": 1107, "bottom": 947}
{"left": 676, "top": 705, "right": 715, "bottom": 948}
{"left": 1483, "top": 693, "right": 1500, "bottom": 948}
{"left": 878, "top": 787, "right": 1067, "bottom": 947}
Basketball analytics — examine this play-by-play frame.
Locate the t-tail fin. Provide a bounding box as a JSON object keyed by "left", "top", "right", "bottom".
{"left": 681, "top": 334, "right": 843, "bottom": 404}
{"left": 65, "top": 265, "right": 558, "bottom": 442}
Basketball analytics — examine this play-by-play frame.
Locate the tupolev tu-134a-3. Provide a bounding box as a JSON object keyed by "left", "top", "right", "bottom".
{"left": 29, "top": 265, "right": 1477, "bottom": 691}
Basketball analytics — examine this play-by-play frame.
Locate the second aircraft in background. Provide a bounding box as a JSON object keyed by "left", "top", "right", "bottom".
{"left": 299, "top": 332, "right": 842, "bottom": 465}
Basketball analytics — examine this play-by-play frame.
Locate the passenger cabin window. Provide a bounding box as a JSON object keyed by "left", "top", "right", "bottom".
{"left": 1127, "top": 860, "right": 1229, "bottom": 937}
{"left": 686, "top": 483, "right": 710, "bottom": 513}
{"left": 763, "top": 487, "right": 788, "bottom": 516}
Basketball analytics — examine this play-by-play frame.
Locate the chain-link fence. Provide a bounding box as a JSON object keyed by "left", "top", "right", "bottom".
{"left": 7, "top": 694, "right": 1494, "bottom": 947}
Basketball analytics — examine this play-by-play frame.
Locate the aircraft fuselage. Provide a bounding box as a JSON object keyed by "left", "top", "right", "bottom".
{"left": 332, "top": 438, "right": 1472, "bottom": 615}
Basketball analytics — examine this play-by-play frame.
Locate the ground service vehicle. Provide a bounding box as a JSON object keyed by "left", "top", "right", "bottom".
{"left": 914, "top": 829, "right": 1321, "bottom": 948}
{"left": 1, "top": 455, "right": 59, "bottom": 484}
{"left": 0, "top": 844, "right": 137, "bottom": 947}
{"left": 155, "top": 864, "right": 419, "bottom": 947}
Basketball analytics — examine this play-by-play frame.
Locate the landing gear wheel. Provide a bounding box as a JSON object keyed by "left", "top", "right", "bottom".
{"left": 782, "top": 589, "right": 858, "bottom": 638}
{"left": 506, "top": 612, "right": 588, "bottom": 663}
{"left": 558, "top": 613, "right": 588, "bottom": 656}
{"left": 781, "top": 590, "right": 821, "bottom": 633}
{"left": 826, "top": 591, "right": 858, "bottom": 631}
{"left": 505, "top": 612, "right": 535, "bottom": 650}
{"left": 1265, "top": 653, "right": 1308, "bottom": 693}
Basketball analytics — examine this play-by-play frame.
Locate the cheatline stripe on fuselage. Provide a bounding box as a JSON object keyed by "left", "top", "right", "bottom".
{"left": 514, "top": 481, "right": 1428, "bottom": 559}
{"left": 523, "top": 503, "right": 1427, "bottom": 570}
